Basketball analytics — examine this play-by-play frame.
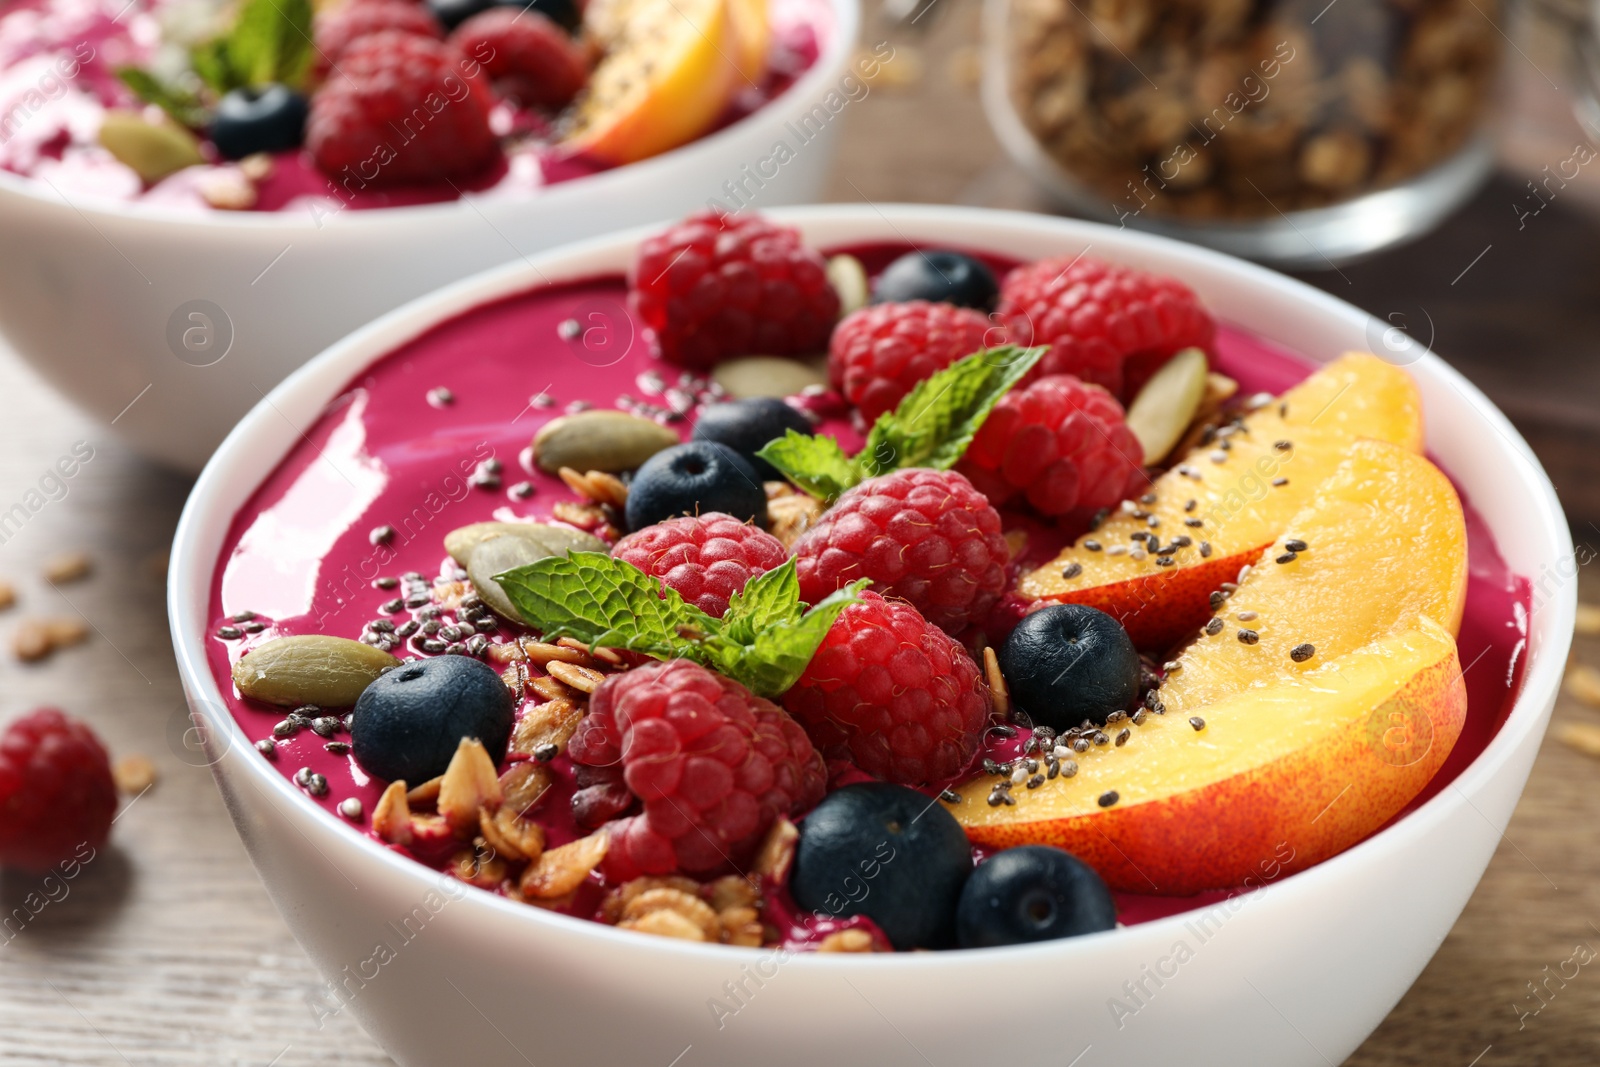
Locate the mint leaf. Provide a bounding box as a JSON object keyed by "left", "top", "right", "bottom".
{"left": 493, "top": 552, "right": 862, "bottom": 697}
{"left": 227, "top": 0, "right": 313, "bottom": 89}
{"left": 188, "top": 38, "right": 234, "bottom": 95}
{"left": 861, "top": 344, "right": 1043, "bottom": 477}
{"left": 115, "top": 68, "right": 208, "bottom": 128}
{"left": 719, "top": 558, "right": 803, "bottom": 645}
{"left": 756, "top": 431, "right": 860, "bottom": 503}
{"left": 707, "top": 580, "right": 868, "bottom": 696}
{"left": 494, "top": 552, "right": 715, "bottom": 659}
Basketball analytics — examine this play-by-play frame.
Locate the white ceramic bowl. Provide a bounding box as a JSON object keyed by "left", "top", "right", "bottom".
{"left": 168, "top": 205, "right": 1573, "bottom": 1067}
{"left": 0, "top": 0, "right": 857, "bottom": 472}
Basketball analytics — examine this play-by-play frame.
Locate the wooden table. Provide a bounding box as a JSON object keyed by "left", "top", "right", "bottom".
{"left": 2, "top": 2, "right": 1598, "bottom": 1062}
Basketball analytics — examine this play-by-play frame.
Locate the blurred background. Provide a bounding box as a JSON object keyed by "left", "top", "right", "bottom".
{"left": 2, "top": 0, "right": 1600, "bottom": 1062}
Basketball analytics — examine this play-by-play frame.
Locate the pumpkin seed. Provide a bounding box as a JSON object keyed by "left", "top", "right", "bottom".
{"left": 826, "top": 254, "right": 869, "bottom": 316}
{"left": 531, "top": 410, "right": 679, "bottom": 473}
{"left": 468, "top": 531, "right": 606, "bottom": 625}
{"left": 97, "top": 111, "right": 204, "bottom": 183}
{"left": 444, "top": 521, "right": 605, "bottom": 568}
{"left": 231, "top": 635, "right": 399, "bottom": 707}
{"left": 1126, "top": 346, "right": 1210, "bottom": 465}
{"left": 711, "top": 356, "right": 828, "bottom": 400}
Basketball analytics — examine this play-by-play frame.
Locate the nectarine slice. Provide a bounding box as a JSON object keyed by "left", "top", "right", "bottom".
{"left": 566, "top": 0, "right": 742, "bottom": 165}
{"left": 1019, "top": 352, "right": 1424, "bottom": 651}
{"left": 949, "top": 441, "right": 1468, "bottom": 894}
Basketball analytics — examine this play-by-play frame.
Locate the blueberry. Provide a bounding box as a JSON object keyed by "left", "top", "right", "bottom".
{"left": 1000, "top": 604, "right": 1139, "bottom": 730}
{"left": 350, "top": 656, "right": 513, "bottom": 784}
{"left": 625, "top": 441, "right": 768, "bottom": 531}
{"left": 956, "top": 845, "right": 1117, "bottom": 948}
{"left": 791, "top": 782, "right": 972, "bottom": 950}
{"left": 691, "top": 398, "right": 814, "bottom": 480}
{"left": 491, "top": 0, "right": 580, "bottom": 32}
{"left": 210, "top": 84, "right": 308, "bottom": 160}
{"left": 427, "top": 0, "right": 494, "bottom": 28}
{"left": 872, "top": 250, "right": 999, "bottom": 312}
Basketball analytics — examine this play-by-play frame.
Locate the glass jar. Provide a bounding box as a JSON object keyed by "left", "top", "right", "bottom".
{"left": 983, "top": 0, "right": 1504, "bottom": 266}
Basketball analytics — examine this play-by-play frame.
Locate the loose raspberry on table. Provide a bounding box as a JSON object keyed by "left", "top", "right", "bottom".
{"left": 612, "top": 513, "right": 789, "bottom": 618}
{"left": 448, "top": 8, "right": 588, "bottom": 109}
{"left": 568, "top": 660, "right": 825, "bottom": 878}
{"left": 791, "top": 468, "right": 1009, "bottom": 636}
{"left": 0, "top": 708, "right": 116, "bottom": 872}
{"left": 957, "top": 374, "right": 1145, "bottom": 518}
{"left": 782, "top": 591, "right": 990, "bottom": 786}
{"left": 629, "top": 211, "right": 840, "bottom": 369}
{"left": 312, "top": 0, "right": 443, "bottom": 80}
{"left": 997, "top": 257, "right": 1214, "bottom": 400}
{"left": 307, "top": 32, "right": 499, "bottom": 185}
{"left": 828, "top": 301, "right": 993, "bottom": 423}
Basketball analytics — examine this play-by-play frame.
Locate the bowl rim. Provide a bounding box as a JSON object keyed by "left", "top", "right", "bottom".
{"left": 0, "top": 0, "right": 859, "bottom": 230}
{"left": 167, "top": 202, "right": 1575, "bottom": 968}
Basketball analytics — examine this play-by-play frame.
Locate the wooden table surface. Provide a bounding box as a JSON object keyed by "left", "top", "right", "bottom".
{"left": 3, "top": 1, "right": 1600, "bottom": 1063}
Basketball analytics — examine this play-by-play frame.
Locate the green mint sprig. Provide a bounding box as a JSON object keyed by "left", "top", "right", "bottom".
{"left": 494, "top": 554, "right": 867, "bottom": 698}
{"left": 757, "top": 344, "right": 1044, "bottom": 503}
{"left": 119, "top": 0, "right": 313, "bottom": 128}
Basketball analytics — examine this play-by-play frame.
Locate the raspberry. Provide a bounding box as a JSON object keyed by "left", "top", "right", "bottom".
{"left": 828, "top": 301, "right": 993, "bottom": 423}
{"left": 312, "top": 0, "right": 443, "bottom": 79}
{"left": 957, "top": 374, "right": 1146, "bottom": 518}
{"left": 612, "top": 512, "right": 789, "bottom": 618}
{"left": 569, "top": 660, "right": 825, "bottom": 878}
{"left": 630, "top": 211, "right": 840, "bottom": 368}
{"left": 997, "top": 257, "right": 1214, "bottom": 400}
{"left": 782, "top": 592, "right": 990, "bottom": 785}
{"left": 0, "top": 708, "right": 116, "bottom": 872}
{"left": 791, "top": 468, "right": 1008, "bottom": 636}
{"left": 449, "top": 8, "right": 589, "bottom": 109}
{"left": 307, "top": 32, "right": 499, "bottom": 185}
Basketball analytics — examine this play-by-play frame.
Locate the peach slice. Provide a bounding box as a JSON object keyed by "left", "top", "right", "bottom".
{"left": 948, "top": 441, "right": 1467, "bottom": 894}
{"left": 728, "top": 0, "right": 771, "bottom": 84}
{"left": 566, "top": 0, "right": 743, "bottom": 165}
{"left": 1019, "top": 352, "right": 1424, "bottom": 652}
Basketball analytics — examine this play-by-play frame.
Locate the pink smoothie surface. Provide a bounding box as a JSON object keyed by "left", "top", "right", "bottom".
{"left": 0, "top": 0, "right": 824, "bottom": 212}
{"left": 205, "top": 243, "right": 1531, "bottom": 942}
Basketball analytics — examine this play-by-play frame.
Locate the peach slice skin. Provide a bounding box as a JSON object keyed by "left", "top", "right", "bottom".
{"left": 1019, "top": 352, "right": 1424, "bottom": 652}
{"left": 566, "top": 0, "right": 742, "bottom": 165}
{"left": 953, "top": 440, "right": 1468, "bottom": 893}
{"left": 948, "top": 621, "right": 1466, "bottom": 895}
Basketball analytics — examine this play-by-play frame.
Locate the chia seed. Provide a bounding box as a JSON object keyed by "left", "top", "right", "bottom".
{"left": 1209, "top": 591, "right": 1228, "bottom": 610}
{"left": 1205, "top": 618, "right": 1225, "bottom": 636}
{"left": 272, "top": 719, "right": 300, "bottom": 739}
{"left": 240, "top": 621, "right": 266, "bottom": 634}
{"left": 534, "top": 742, "right": 560, "bottom": 763}
{"left": 467, "top": 634, "right": 490, "bottom": 656}
{"left": 444, "top": 642, "right": 468, "bottom": 656}
{"left": 1274, "top": 440, "right": 1292, "bottom": 452}
{"left": 1184, "top": 499, "right": 1197, "bottom": 512}
{"left": 217, "top": 626, "right": 242, "bottom": 640}
{"left": 1199, "top": 542, "right": 1212, "bottom": 557}
{"left": 1072, "top": 738, "right": 1090, "bottom": 753}
{"left": 404, "top": 594, "right": 431, "bottom": 609}
{"left": 374, "top": 576, "right": 399, "bottom": 589}
{"left": 305, "top": 773, "right": 329, "bottom": 798}
{"left": 1092, "top": 731, "right": 1109, "bottom": 746}
{"left": 509, "top": 481, "right": 536, "bottom": 500}
{"left": 421, "top": 620, "right": 441, "bottom": 635}
{"left": 1290, "top": 643, "right": 1316, "bottom": 663}
{"left": 380, "top": 598, "right": 404, "bottom": 614}
{"left": 338, "top": 798, "right": 363, "bottom": 820}
{"left": 1062, "top": 562, "right": 1083, "bottom": 579}
{"left": 368, "top": 619, "right": 396, "bottom": 634}
{"left": 1276, "top": 552, "right": 1297, "bottom": 564}
{"left": 255, "top": 739, "right": 277, "bottom": 759}
{"left": 369, "top": 525, "right": 395, "bottom": 546}
{"left": 324, "top": 741, "right": 351, "bottom": 755}
{"left": 1236, "top": 611, "right": 1258, "bottom": 621}
{"left": 1189, "top": 717, "right": 1206, "bottom": 731}
{"left": 1115, "top": 729, "right": 1130, "bottom": 747}
{"left": 1238, "top": 628, "right": 1260, "bottom": 645}
{"left": 396, "top": 620, "right": 419, "bottom": 638}
{"left": 311, "top": 717, "right": 340, "bottom": 738}
{"left": 1185, "top": 517, "right": 1204, "bottom": 527}
{"left": 1156, "top": 556, "right": 1174, "bottom": 567}
{"left": 1084, "top": 540, "right": 1102, "bottom": 552}
{"left": 421, "top": 639, "right": 448, "bottom": 653}
{"left": 1284, "top": 539, "right": 1308, "bottom": 553}
{"left": 1098, "top": 790, "right": 1119, "bottom": 808}
{"left": 1061, "top": 761, "right": 1078, "bottom": 778}
{"left": 1272, "top": 477, "right": 1289, "bottom": 487}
